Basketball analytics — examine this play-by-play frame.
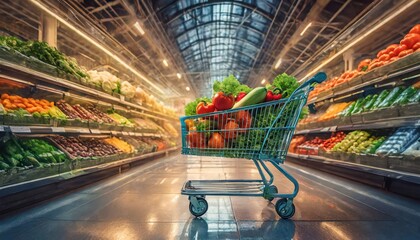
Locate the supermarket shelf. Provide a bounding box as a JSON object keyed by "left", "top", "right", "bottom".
{"left": 0, "top": 59, "right": 178, "bottom": 121}
{"left": 287, "top": 153, "right": 420, "bottom": 199}
{"left": 295, "top": 114, "right": 420, "bottom": 134}
{"left": 0, "top": 125, "right": 163, "bottom": 137}
{"left": 0, "top": 147, "right": 180, "bottom": 214}
{"left": 307, "top": 53, "right": 420, "bottom": 105}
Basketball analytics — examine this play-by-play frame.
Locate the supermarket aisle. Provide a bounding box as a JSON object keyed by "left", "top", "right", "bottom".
{"left": 1, "top": 154, "right": 420, "bottom": 240}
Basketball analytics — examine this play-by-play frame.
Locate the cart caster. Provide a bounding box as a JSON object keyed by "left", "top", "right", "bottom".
{"left": 266, "top": 185, "right": 278, "bottom": 202}
{"left": 189, "top": 197, "right": 208, "bottom": 217}
{"left": 275, "top": 198, "right": 295, "bottom": 219}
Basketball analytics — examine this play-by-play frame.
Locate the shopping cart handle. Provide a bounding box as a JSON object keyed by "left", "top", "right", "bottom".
{"left": 301, "top": 72, "right": 327, "bottom": 87}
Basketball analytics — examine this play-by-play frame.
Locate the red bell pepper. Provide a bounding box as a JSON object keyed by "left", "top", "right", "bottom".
{"left": 265, "top": 88, "right": 282, "bottom": 102}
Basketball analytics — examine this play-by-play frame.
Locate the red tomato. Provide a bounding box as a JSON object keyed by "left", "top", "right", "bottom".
{"left": 222, "top": 120, "right": 239, "bottom": 139}
{"left": 409, "top": 24, "right": 420, "bottom": 34}
{"left": 376, "top": 49, "right": 388, "bottom": 58}
{"left": 196, "top": 102, "right": 215, "bottom": 115}
{"left": 187, "top": 132, "right": 206, "bottom": 148}
{"left": 386, "top": 44, "right": 399, "bottom": 53}
{"left": 235, "top": 110, "right": 252, "bottom": 133}
{"left": 378, "top": 54, "right": 390, "bottom": 62}
{"left": 212, "top": 92, "right": 234, "bottom": 110}
{"left": 208, "top": 133, "right": 224, "bottom": 148}
{"left": 400, "top": 33, "right": 420, "bottom": 49}
{"left": 393, "top": 44, "right": 408, "bottom": 56}
{"left": 357, "top": 59, "right": 371, "bottom": 72}
{"left": 389, "top": 56, "right": 399, "bottom": 62}
{"left": 413, "top": 42, "right": 420, "bottom": 51}
{"left": 368, "top": 61, "right": 384, "bottom": 71}
{"left": 398, "top": 49, "right": 414, "bottom": 58}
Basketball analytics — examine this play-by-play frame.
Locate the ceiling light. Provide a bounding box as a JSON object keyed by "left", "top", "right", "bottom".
{"left": 133, "top": 21, "right": 145, "bottom": 35}
{"left": 274, "top": 59, "right": 282, "bottom": 69}
{"left": 299, "top": 0, "right": 417, "bottom": 82}
{"left": 261, "top": 79, "right": 266, "bottom": 84}
{"left": 177, "top": 73, "right": 182, "bottom": 79}
{"left": 300, "top": 22, "right": 312, "bottom": 36}
{"left": 186, "top": 87, "right": 190, "bottom": 91}
{"left": 29, "top": 0, "right": 165, "bottom": 94}
{"left": 163, "top": 59, "right": 169, "bottom": 67}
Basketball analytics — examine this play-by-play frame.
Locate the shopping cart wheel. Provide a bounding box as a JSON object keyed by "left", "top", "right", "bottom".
{"left": 267, "top": 185, "right": 278, "bottom": 202}
{"left": 189, "top": 197, "right": 208, "bottom": 217}
{"left": 275, "top": 198, "right": 295, "bottom": 219}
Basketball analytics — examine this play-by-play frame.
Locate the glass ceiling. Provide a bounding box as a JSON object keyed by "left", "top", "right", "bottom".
{"left": 154, "top": 0, "right": 281, "bottom": 96}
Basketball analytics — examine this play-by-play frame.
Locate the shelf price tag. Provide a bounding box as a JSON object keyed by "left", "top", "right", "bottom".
{"left": 330, "top": 126, "right": 338, "bottom": 132}
{"left": 122, "top": 132, "right": 129, "bottom": 136}
{"left": 111, "top": 131, "right": 118, "bottom": 136}
{"left": 10, "top": 126, "right": 31, "bottom": 133}
{"left": 52, "top": 127, "right": 65, "bottom": 133}
{"left": 320, "top": 127, "right": 330, "bottom": 132}
{"left": 0, "top": 125, "right": 5, "bottom": 132}
{"left": 90, "top": 129, "right": 101, "bottom": 134}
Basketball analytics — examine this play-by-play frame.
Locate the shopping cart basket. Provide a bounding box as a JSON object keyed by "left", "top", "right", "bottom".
{"left": 179, "top": 72, "right": 327, "bottom": 219}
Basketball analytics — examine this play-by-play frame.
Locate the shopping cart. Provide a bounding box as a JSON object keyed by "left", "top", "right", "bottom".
{"left": 179, "top": 72, "right": 326, "bottom": 219}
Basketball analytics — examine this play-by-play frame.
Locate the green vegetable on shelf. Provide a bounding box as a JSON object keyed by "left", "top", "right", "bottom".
{"left": 376, "top": 87, "right": 404, "bottom": 109}
{"left": 407, "top": 89, "right": 420, "bottom": 104}
{"left": 371, "top": 89, "right": 390, "bottom": 110}
{"left": 352, "top": 95, "right": 372, "bottom": 114}
{"left": 363, "top": 94, "right": 378, "bottom": 111}
{"left": 340, "top": 101, "right": 356, "bottom": 116}
{"left": 346, "top": 98, "right": 363, "bottom": 116}
{"left": 392, "top": 87, "right": 417, "bottom": 106}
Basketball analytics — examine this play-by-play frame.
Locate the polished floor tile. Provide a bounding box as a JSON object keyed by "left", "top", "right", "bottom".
{"left": 1, "top": 154, "right": 420, "bottom": 239}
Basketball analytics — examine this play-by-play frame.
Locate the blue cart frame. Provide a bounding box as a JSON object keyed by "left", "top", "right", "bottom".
{"left": 179, "top": 72, "right": 326, "bottom": 219}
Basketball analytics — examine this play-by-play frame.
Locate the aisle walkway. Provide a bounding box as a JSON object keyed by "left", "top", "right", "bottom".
{"left": 1, "top": 154, "right": 420, "bottom": 239}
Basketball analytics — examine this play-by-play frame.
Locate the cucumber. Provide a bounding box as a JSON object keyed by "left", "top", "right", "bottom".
{"left": 232, "top": 87, "right": 267, "bottom": 109}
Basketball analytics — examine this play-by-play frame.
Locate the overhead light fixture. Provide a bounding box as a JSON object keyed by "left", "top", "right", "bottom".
{"left": 300, "top": 22, "right": 312, "bottom": 36}
{"left": 186, "top": 86, "right": 190, "bottom": 91}
{"left": 299, "top": 0, "right": 417, "bottom": 82}
{"left": 133, "top": 21, "right": 145, "bottom": 35}
{"left": 177, "top": 73, "right": 182, "bottom": 79}
{"left": 28, "top": 0, "right": 165, "bottom": 94}
{"left": 163, "top": 59, "right": 169, "bottom": 67}
{"left": 261, "top": 79, "right": 266, "bottom": 84}
{"left": 274, "top": 59, "right": 282, "bottom": 69}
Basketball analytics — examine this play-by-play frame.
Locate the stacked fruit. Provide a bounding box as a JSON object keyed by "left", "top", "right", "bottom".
{"left": 1, "top": 93, "right": 54, "bottom": 114}
{"left": 51, "top": 136, "right": 121, "bottom": 158}
{"left": 332, "top": 131, "right": 371, "bottom": 152}
{"left": 320, "top": 132, "right": 346, "bottom": 151}
{"left": 103, "top": 137, "right": 135, "bottom": 153}
{"left": 85, "top": 106, "right": 115, "bottom": 124}
{"left": 310, "top": 23, "right": 420, "bottom": 100}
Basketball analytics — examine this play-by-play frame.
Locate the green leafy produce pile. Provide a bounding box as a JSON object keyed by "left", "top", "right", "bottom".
{"left": 0, "top": 136, "right": 68, "bottom": 171}
{"left": 0, "top": 36, "right": 89, "bottom": 80}
{"left": 213, "top": 74, "right": 252, "bottom": 96}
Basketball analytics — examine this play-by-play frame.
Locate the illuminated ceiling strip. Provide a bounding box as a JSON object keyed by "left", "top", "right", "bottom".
{"left": 300, "top": 22, "right": 312, "bottom": 36}
{"left": 299, "top": 0, "right": 417, "bottom": 82}
{"left": 30, "top": 0, "right": 165, "bottom": 94}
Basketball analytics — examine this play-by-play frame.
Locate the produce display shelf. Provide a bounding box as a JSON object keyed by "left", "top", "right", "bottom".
{"left": 0, "top": 125, "right": 163, "bottom": 138}
{"left": 307, "top": 53, "right": 420, "bottom": 105}
{"left": 287, "top": 153, "right": 420, "bottom": 186}
{"left": 0, "top": 59, "right": 178, "bottom": 121}
{"left": 0, "top": 146, "right": 180, "bottom": 214}
{"left": 295, "top": 115, "right": 420, "bottom": 135}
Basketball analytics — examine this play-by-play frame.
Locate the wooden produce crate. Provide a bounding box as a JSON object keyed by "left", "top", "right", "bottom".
{"left": 398, "top": 103, "right": 420, "bottom": 118}
{"left": 362, "top": 107, "right": 399, "bottom": 122}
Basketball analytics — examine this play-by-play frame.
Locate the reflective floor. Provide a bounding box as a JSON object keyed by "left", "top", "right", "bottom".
{"left": 1, "top": 154, "right": 420, "bottom": 240}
